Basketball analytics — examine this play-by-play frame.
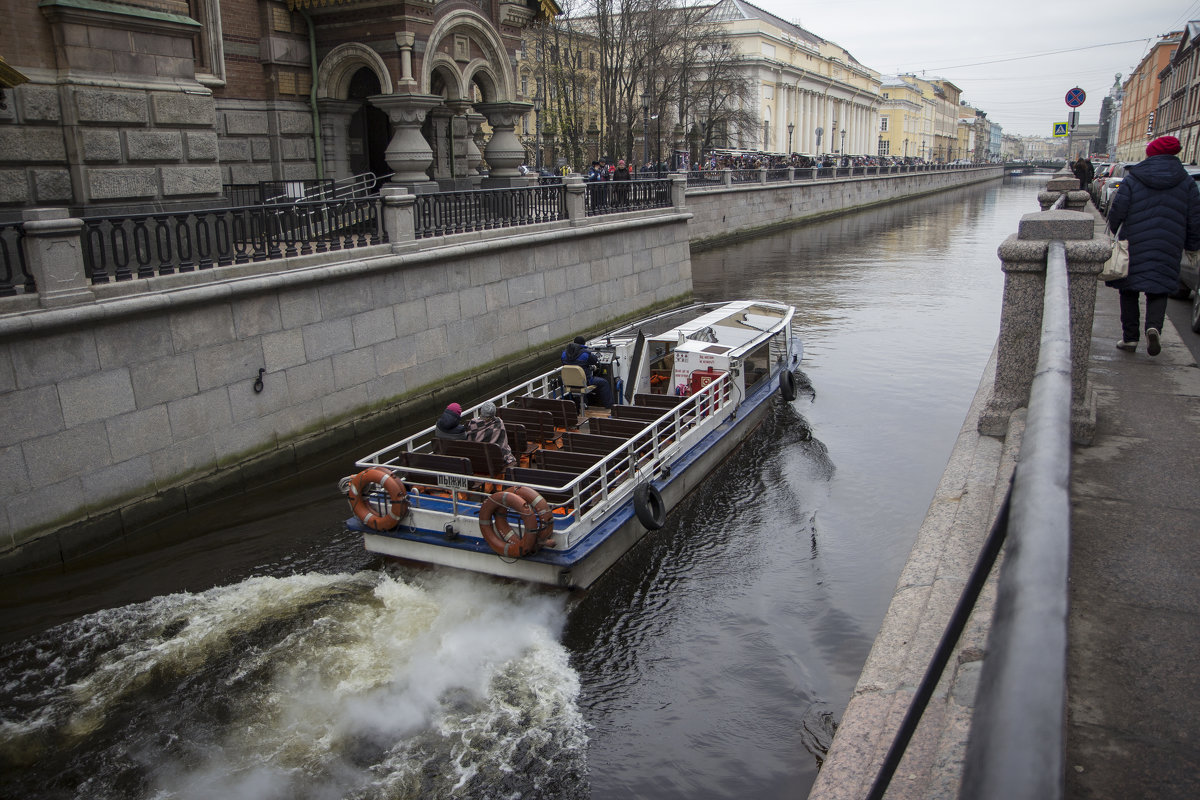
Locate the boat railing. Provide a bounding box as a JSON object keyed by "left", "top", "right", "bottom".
{"left": 357, "top": 370, "right": 736, "bottom": 544}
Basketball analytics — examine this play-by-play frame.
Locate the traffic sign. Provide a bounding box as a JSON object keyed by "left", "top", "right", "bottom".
{"left": 1065, "top": 87, "right": 1086, "bottom": 108}
{"left": 1053, "top": 122, "right": 1068, "bottom": 137}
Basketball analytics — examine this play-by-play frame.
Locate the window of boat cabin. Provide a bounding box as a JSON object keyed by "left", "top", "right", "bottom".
{"left": 742, "top": 339, "right": 772, "bottom": 389}
{"left": 648, "top": 340, "right": 675, "bottom": 393}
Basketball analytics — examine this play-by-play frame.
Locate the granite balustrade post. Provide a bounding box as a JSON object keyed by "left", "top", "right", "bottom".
{"left": 978, "top": 207, "right": 1111, "bottom": 445}
{"left": 22, "top": 208, "right": 93, "bottom": 308}
{"left": 564, "top": 174, "right": 585, "bottom": 225}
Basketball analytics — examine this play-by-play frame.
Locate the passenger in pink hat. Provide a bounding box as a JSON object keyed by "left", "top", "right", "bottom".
{"left": 1104, "top": 134, "right": 1200, "bottom": 355}
{"left": 435, "top": 402, "right": 467, "bottom": 439}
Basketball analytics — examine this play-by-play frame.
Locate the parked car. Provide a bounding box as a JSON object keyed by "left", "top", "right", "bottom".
{"left": 1089, "top": 163, "right": 1114, "bottom": 204}
{"left": 1099, "top": 162, "right": 1136, "bottom": 215}
{"left": 1177, "top": 166, "right": 1200, "bottom": 330}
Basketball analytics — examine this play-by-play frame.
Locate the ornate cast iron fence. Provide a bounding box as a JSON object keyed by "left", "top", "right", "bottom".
{"left": 412, "top": 184, "right": 566, "bottom": 238}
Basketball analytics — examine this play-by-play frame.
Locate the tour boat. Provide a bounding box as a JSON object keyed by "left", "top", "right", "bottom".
{"left": 341, "top": 300, "right": 803, "bottom": 589}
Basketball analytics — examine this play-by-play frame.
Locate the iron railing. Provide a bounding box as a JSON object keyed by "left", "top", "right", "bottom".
{"left": 865, "top": 240, "right": 1073, "bottom": 800}
{"left": 584, "top": 178, "right": 672, "bottom": 216}
{"left": 729, "top": 169, "right": 761, "bottom": 184}
{"left": 81, "top": 198, "right": 386, "bottom": 282}
{"left": 412, "top": 184, "right": 566, "bottom": 238}
{"left": 0, "top": 220, "right": 33, "bottom": 296}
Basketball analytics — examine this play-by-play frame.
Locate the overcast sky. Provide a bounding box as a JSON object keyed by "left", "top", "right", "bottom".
{"left": 750, "top": 0, "right": 1198, "bottom": 138}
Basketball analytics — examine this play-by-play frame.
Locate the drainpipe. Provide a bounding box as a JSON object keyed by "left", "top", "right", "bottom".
{"left": 300, "top": 8, "right": 324, "bottom": 180}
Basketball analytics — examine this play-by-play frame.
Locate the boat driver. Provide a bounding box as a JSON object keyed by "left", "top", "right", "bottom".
{"left": 561, "top": 335, "right": 614, "bottom": 409}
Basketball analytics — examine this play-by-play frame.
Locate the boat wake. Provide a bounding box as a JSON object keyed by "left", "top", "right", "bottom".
{"left": 0, "top": 570, "right": 587, "bottom": 799}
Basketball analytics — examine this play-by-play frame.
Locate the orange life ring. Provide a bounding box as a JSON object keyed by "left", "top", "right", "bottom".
{"left": 346, "top": 467, "right": 409, "bottom": 531}
{"left": 478, "top": 486, "right": 554, "bottom": 557}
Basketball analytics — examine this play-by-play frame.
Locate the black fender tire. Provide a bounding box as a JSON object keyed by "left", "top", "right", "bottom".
{"left": 633, "top": 482, "right": 666, "bottom": 530}
{"left": 779, "top": 369, "right": 797, "bottom": 401}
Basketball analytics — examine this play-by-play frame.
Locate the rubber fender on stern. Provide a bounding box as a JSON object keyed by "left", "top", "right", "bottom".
{"left": 779, "top": 369, "right": 797, "bottom": 401}
{"left": 347, "top": 468, "right": 409, "bottom": 531}
{"left": 633, "top": 482, "right": 667, "bottom": 530}
{"left": 478, "top": 486, "right": 554, "bottom": 558}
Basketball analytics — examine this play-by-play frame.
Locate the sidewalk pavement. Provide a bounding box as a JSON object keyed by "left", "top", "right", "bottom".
{"left": 807, "top": 285, "right": 1200, "bottom": 800}
{"left": 1066, "top": 285, "right": 1200, "bottom": 799}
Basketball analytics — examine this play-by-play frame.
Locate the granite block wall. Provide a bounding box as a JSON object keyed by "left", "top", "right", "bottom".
{"left": 0, "top": 212, "right": 692, "bottom": 564}
{"left": 685, "top": 168, "right": 1003, "bottom": 248}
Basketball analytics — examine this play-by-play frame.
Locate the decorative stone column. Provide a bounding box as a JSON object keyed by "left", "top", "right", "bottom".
{"left": 474, "top": 101, "right": 533, "bottom": 187}
{"left": 443, "top": 99, "right": 477, "bottom": 190}
{"left": 369, "top": 93, "right": 441, "bottom": 194}
{"left": 465, "top": 112, "right": 486, "bottom": 188}
{"left": 978, "top": 209, "right": 1111, "bottom": 444}
{"left": 316, "top": 99, "right": 359, "bottom": 182}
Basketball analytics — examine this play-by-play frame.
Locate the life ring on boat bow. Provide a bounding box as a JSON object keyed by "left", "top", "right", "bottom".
{"left": 634, "top": 482, "right": 666, "bottom": 530}
{"left": 346, "top": 468, "right": 409, "bottom": 531}
{"left": 779, "top": 369, "right": 797, "bottom": 401}
{"left": 478, "top": 486, "right": 554, "bottom": 558}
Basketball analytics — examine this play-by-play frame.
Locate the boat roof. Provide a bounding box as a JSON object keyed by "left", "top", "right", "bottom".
{"left": 596, "top": 300, "right": 792, "bottom": 352}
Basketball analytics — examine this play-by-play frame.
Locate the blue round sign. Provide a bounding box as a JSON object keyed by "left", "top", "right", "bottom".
{"left": 1066, "top": 87, "right": 1086, "bottom": 108}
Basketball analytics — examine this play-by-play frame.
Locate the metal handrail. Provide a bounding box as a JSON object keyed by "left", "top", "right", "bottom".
{"left": 960, "top": 239, "right": 1072, "bottom": 800}
{"left": 866, "top": 241, "right": 1073, "bottom": 800}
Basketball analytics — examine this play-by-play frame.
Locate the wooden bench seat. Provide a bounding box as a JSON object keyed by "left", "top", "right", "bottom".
{"left": 592, "top": 417, "right": 651, "bottom": 439}
{"left": 561, "top": 431, "right": 628, "bottom": 455}
{"left": 432, "top": 438, "right": 508, "bottom": 477}
{"left": 534, "top": 449, "right": 602, "bottom": 473}
{"left": 514, "top": 395, "right": 581, "bottom": 430}
{"left": 612, "top": 404, "right": 665, "bottom": 422}
{"left": 498, "top": 407, "right": 561, "bottom": 448}
{"left": 504, "top": 466, "right": 581, "bottom": 507}
{"left": 633, "top": 392, "right": 685, "bottom": 409}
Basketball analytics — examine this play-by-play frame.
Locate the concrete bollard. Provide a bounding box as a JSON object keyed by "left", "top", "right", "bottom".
{"left": 978, "top": 209, "right": 1111, "bottom": 444}
{"left": 21, "top": 208, "right": 93, "bottom": 308}
{"left": 722, "top": 168, "right": 732, "bottom": 187}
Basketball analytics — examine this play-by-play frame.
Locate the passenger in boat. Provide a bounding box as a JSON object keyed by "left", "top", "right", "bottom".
{"left": 435, "top": 402, "right": 467, "bottom": 439}
{"left": 464, "top": 401, "right": 517, "bottom": 466}
{"left": 562, "top": 335, "right": 614, "bottom": 409}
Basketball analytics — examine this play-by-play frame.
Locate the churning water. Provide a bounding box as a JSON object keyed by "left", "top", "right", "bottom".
{"left": 0, "top": 174, "right": 1046, "bottom": 799}
{"left": 1, "top": 571, "right": 585, "bottom": 799}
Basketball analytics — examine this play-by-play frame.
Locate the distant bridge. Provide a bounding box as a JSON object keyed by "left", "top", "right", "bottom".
{"left": 1004, "top": 160, "right": 1066, "bottom": 174}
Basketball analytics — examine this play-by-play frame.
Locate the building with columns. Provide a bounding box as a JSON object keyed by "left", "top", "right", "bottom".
{"left": 703, "top": 0, "right": 881, "bottom": 156}
{"left": 0, "top": 0, "right": 557, "bottom": 219}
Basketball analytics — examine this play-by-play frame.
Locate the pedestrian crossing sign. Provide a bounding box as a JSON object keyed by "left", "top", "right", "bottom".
{"left": 1053, "top": 122, "right": 1068, "bottom": 137}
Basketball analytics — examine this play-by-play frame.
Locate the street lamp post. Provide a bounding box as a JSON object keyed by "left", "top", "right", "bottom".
{"left": 840, "top": 128, "right": 846, "bottom": 155}
{"left": 640, "top": 91, "right": 650, "bottom": 170}
{"left": 534, "top": 96, "right": 543, "bottom": 172}
{"left": 787, "top": 122, "right": 794, "bottom": 154}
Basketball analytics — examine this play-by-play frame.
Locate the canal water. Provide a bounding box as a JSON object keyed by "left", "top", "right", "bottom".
{"left": 0, "top": 175, "right": 1045, "bottom": 799}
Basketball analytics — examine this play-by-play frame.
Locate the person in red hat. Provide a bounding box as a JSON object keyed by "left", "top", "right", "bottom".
{"left": 1104, "top": 135, "right": 1200, "bottom": 355}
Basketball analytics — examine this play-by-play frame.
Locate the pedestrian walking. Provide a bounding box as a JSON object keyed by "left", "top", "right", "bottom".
{"left": 1105, "top": 135, "right": 1200, "bottom": 355}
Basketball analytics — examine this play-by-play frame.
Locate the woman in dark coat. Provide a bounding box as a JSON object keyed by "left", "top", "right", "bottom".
{"left": 1105, "top": 135, "right": 1200, "bottom": 355}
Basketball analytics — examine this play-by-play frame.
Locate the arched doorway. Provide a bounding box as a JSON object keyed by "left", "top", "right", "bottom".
{"left": 347, "top": 67, "right": 391, "bottom": 187}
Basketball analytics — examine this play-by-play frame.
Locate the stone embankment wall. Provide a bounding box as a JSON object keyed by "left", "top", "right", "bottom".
{"left": 0, "top": 210, "right": 692, "bottom": 569}
{"left": 686, "top": 167, "right": 1002, "bottom": 249}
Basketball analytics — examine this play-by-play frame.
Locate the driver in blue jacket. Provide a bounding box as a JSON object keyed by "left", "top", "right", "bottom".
{"left": 561, "top": 335, "right": 613, "bottom": 408}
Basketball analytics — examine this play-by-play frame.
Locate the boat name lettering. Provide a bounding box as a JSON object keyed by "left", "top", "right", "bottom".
{"left": 439, "top": 475, "right": 469, "bottom": 490}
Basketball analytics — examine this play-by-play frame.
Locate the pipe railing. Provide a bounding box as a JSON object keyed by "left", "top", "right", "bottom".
{"left": 866, "top": 239, "right": 1073, "bottom": 800}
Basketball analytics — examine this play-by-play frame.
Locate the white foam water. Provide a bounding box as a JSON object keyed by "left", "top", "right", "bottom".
{"left": 0, "top": 569, "right": 587, "bottom": 799}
